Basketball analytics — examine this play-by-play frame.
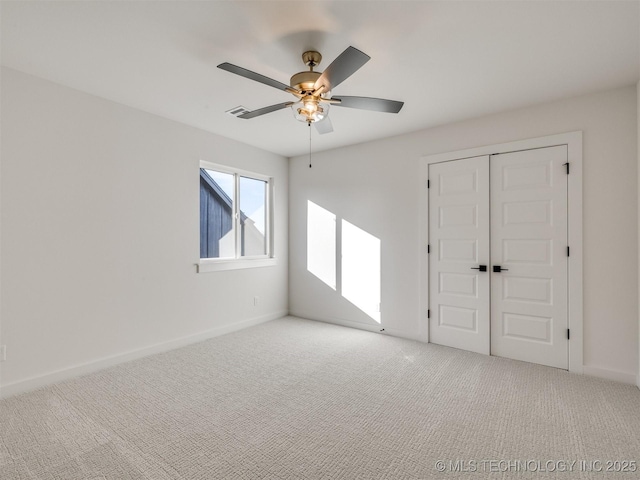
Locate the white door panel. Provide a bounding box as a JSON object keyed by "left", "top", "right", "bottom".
{"left": 428, "top": 146, "right": 569, "bottom": 369}
{"left": 429, "top": 156, "right": 490, "bottom": 355}
{"left": 490, "top": 146, "right": 568, "bottom": 369}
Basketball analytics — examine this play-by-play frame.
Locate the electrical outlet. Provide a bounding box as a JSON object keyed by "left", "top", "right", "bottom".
{"left": 0, "top": 345, "right": 6, "bottom": 362}
{"left": 254, "top": 296, "right": 259, "bottom": 307}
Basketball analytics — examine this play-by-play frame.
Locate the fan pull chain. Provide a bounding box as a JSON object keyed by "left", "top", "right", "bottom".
{"left": 308, "top": 121, "right": 312, "bottom": 168}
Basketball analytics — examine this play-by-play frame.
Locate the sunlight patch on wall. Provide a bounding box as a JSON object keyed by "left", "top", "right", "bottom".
{"left": 307, "top": 200, "right": 336, "bottom": 290}
{"left": 342, "top": 220, "right": 381, "bottom": 323}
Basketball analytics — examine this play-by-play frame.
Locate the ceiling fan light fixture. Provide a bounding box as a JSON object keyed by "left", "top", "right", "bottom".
{"left": 303, "top": 98, "right": 318, "bottom": 113}
{"left": 292, "top": 99, "right": 329, "bottom": 124}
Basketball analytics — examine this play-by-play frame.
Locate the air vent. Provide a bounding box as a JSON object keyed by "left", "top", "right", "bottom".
{"left": 226, "top": 106, "right": 250, "bottom": 117}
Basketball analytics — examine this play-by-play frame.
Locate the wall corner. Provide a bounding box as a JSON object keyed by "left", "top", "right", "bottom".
{"left": 637, "top": 80, "right": 640, "bottom": 388}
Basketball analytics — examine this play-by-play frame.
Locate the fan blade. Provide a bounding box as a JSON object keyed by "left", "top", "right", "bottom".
{"left": 218, "top": 62, "right": 291, "bottom": 92}
{"left": 314, "top": 116, "right": 334, "bottom": 135}
{"left": 238, "top": 102, "right": 293, "bottom": 119}
{"left": 332, "top": 96, "right": 404, "bottom": 113}
{"left": 313, "top": 46, "right": 370, "bottom": 92}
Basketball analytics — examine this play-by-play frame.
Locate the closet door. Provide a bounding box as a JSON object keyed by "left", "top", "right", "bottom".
{"left": 429, "top": 156, "right": 490, "bottom": 355}
{"left": 490, "top": 146, "right": 568, "bottom": 369}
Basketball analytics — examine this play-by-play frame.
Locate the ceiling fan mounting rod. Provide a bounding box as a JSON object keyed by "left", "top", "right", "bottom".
{"left": 290, "top": 51, "right": 325, "bottom": 93}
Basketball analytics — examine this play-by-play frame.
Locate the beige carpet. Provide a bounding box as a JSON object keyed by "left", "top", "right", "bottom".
{"left": 1, "top": 316, "right": 640, "bottom": 479}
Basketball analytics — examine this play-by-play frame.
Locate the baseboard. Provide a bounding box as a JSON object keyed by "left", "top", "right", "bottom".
{"left": 290, "top": 309, "right": 427, "bottom": 343}
{"left": 0, "top": 310, "right": 287, "bottom": 399}
{"left": 582, "top": 365, "right": 638, "bottom": 385}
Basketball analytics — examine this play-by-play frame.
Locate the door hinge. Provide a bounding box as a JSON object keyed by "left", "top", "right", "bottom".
{"left": 563, "top": 162, "right": 570, "bottom": 174}
{"left": 567, "top": 329, "right": 570, "bottom": 340}
{"left": 427, "top": 179, "right": 430, "bottom": 188}
{"left": 427, "top": 244, "right": 430, "bottom": 254}
{"left": 427, "top": 309, "right": 431, "bottom": 319}
{"left": 567, "top": 246, "right": 570, "bottom": 257}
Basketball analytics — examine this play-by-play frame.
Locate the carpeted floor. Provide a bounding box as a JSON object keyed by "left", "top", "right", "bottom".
{"left": 1, "top": 316, "right": 639, "bottom": 479}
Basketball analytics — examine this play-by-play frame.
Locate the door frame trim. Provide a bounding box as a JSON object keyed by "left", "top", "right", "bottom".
{"left": 419, "top": 131, "right": 583, "bottom": 373}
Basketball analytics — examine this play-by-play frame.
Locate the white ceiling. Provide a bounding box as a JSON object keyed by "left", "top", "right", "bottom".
{"left": 2, "top": 1, "right": 638, "bottom": 158}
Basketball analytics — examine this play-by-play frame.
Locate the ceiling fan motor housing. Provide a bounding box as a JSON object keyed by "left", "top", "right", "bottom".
{"left": 290, "top": 70, "right": 321, "bottom": 93}
{"left": 291, "top": 51, "right": 323, "bottom": 93}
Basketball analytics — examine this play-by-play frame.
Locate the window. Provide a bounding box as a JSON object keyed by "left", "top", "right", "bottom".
{"left": 198, "top": 162, "right": 274, "bottom": 272}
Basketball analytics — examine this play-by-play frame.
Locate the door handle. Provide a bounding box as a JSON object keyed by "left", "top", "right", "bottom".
{"left": 493, "top": 265, "right": 509, "bottom": 272}
{"left": 470, "top": 265, "right": 487, "bottom": 272}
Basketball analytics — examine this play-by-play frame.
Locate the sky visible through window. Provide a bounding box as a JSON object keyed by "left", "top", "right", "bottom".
{"left": 205, "top": 169, "right": 266, "bottom": 234}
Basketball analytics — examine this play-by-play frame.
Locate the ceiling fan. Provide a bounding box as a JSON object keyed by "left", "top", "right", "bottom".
{"left": 218, "top": 46, "right": 404, "bottom": 134}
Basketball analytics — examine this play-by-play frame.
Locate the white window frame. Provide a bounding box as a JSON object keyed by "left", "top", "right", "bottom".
{"left": 198, "top": 161, "right": 276, "bottom": 273}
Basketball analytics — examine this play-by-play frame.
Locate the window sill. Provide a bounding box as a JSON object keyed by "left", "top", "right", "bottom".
{"left": 197, "top": 257, "right": 277, "bottom": 273}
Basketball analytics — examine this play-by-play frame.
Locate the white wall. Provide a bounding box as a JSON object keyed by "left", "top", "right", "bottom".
{"left": 290, "top": 85, "right": 638, "bottom": 382}
{"left": 638, "top": 80, "right": 640, "bottom": 388}
{"left": 0, "top": 68, "right": 289, "bottom": 396}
